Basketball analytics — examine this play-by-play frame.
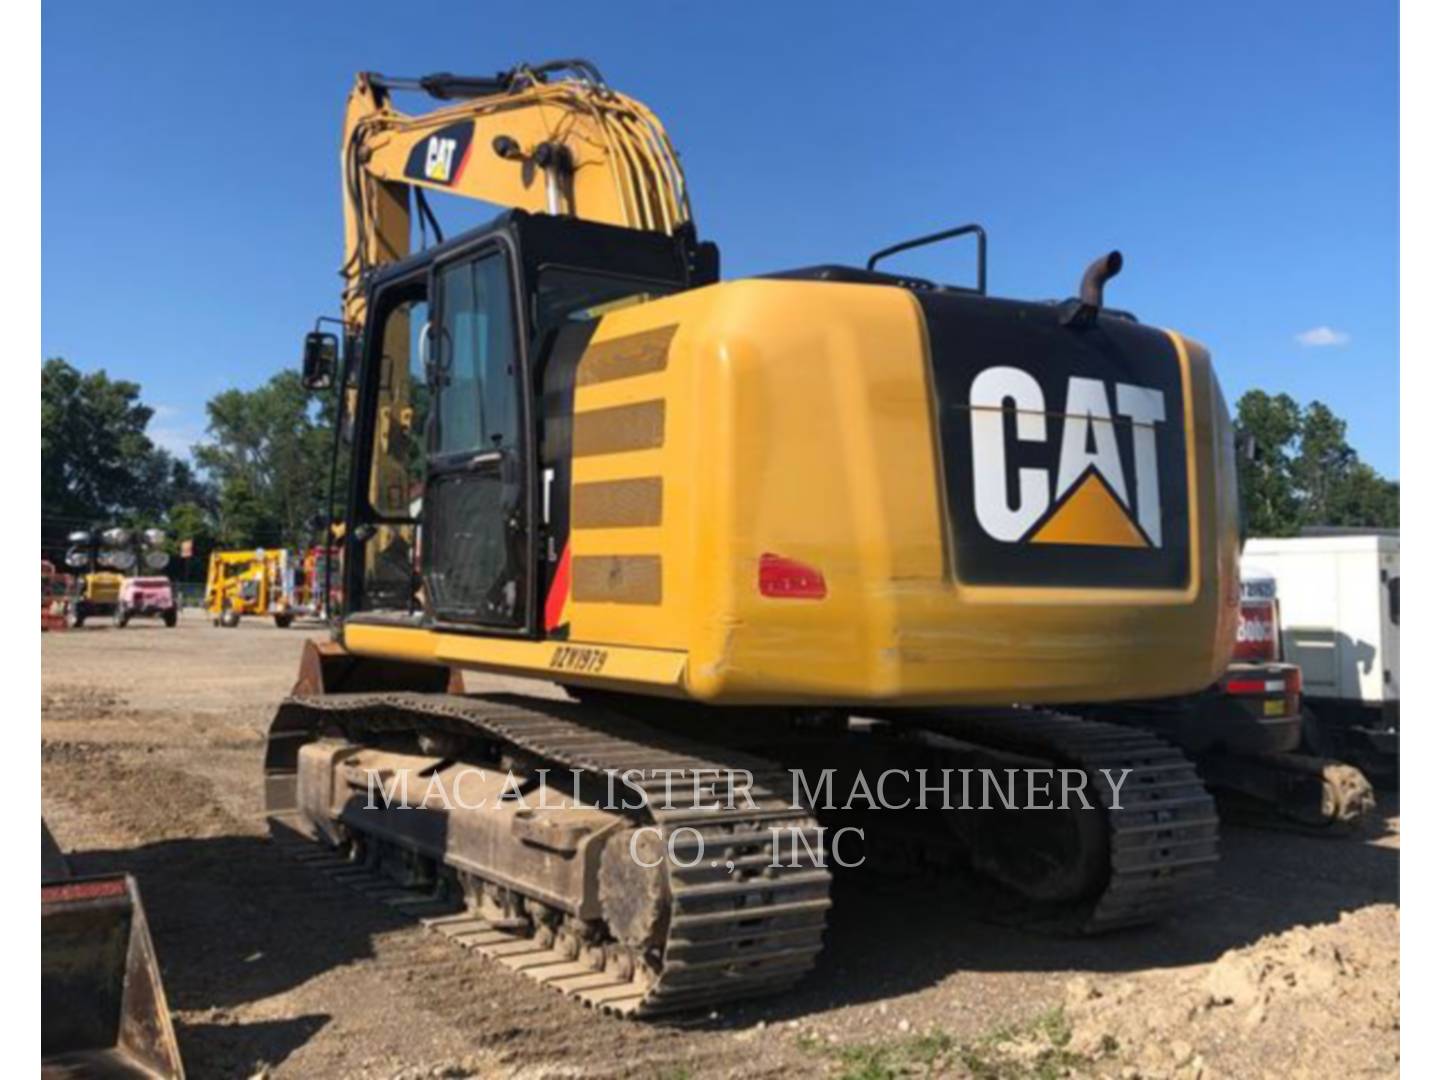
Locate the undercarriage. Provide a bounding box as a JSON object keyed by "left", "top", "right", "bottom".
{"left": 265, "top": 669, "right": 1222, "bottom": 1015}
{"left": 266, "top": 692, "right": 831, "bottom": 1016}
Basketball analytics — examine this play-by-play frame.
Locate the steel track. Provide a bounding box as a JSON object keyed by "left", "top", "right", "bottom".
{"left": 268, "top": 692, "right": 831, "bottom": 1017}
{"left": 916, "top": 711, "right": 1222, "bottom": 932}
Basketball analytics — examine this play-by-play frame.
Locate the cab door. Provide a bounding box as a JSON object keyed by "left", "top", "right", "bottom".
{"left": 422, "top": 244, "right": 532, "bottom": 630}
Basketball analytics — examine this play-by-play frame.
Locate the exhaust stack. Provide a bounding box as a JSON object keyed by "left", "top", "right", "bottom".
{"left": 1061, "top": 250, "right": 1124, "bottom": 328}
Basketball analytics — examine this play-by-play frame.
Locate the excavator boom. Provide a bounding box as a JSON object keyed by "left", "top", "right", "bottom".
{"left": 341, "top": 59, "right": 692, "bottom": 328}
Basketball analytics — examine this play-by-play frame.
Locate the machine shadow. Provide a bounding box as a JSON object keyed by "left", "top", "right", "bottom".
{"left": 58, "top": 796, "right": 1398, "bottom": 1042}
{"left": 56, "top": 833, "right": 404, "bottom": 1070}
{"left": 664, "top": 798, "right": 1399, "bottom": 1027}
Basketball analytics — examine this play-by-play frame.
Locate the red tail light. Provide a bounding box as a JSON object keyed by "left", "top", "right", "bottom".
{"left": 1223, "top": 666, "right": 1302, "bottom": 715}
{"left": 1232, "top": 599, "right": 1279, "bottom": 663}
{"left": 758, "top": 553, "right": 827, "bottom": 599}
{"left": 1224, "top": 677, "right": 1276, "bottom": 695}
{"left": 1283, "top": 665, "right": 1302, "bottom": 714}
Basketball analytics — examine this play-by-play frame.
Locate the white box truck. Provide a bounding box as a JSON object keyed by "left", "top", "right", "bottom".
{"left": 1241, "top": 532, "right": 1399, "bottom": 778}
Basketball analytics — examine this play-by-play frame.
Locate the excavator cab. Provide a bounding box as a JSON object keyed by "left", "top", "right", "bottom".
{"left": 319, "top": 210, "right": 713, "bottom": 637}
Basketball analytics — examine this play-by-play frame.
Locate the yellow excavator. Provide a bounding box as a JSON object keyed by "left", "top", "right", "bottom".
{"left": 267, "top": 59, "right": 1238, "bottom": 1017}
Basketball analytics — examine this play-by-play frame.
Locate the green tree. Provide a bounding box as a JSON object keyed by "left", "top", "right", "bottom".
{"left": 41, "top": 358, "right": 213, "bottom": 560}
{"left": 43, "top": 359, "right": 154, "bottom": 522}
{"left": 1292, "top": 402, "right": 1356, "bottom": 524}
{"left": 1235, "top": 389, "right": 1398, "bottom": 536}
{"left": 1235, "top": 390, "right": 1304, "bottom": 535}
{"left": 1325, "top": 462, "right": 1400, "bottom": 528}
{"left": 194, "top": 371, "right": 332, "bottom": 549}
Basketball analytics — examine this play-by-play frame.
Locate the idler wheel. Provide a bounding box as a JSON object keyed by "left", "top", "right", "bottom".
{"left": 599, "top": 829, "right": 670, "bottom": 950}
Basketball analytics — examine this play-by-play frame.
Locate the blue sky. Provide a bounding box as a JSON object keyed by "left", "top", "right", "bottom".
{"left": 42, "top": 1, "right": 1398, "bottom": 476}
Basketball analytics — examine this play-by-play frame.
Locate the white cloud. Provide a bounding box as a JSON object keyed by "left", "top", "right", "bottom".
{"left": 146, "top": 404, "right": 203, "bottom": 458}
{"left": 1295, "top": 325, "right": 1351, "bottom": 348}
{"left": 149, "top": 424, "right": 204, "bottom": 459}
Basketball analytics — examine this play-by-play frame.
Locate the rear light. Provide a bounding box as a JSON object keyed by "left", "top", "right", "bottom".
{"left": 1224, "top": 676, "right": 1281, "bottom": 695}
{"left": 1223, "top": 666, "right": 1301, "bottom": 715}
{"left": 1232, "top": 599, "right": 1279, "bottom": 663}
{"left": 758, "top": 553, "right": 827, "bottom": 599}
{"left": 1283, "top": 665, "right": 1302, "bottom": 714}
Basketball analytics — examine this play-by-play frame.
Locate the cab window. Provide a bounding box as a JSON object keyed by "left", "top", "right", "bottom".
{"left": 434, "top": 255, "right": 518, "bottom": 458}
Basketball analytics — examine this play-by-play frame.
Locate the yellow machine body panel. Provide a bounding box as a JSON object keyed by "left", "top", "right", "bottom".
{"left": 344, "top": 276, "right": 1240, "bottom": 706}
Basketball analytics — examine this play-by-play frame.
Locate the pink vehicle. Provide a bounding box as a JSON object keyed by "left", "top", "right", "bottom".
{"left": 115, "top": 577, "right": 178, "bottom": 628}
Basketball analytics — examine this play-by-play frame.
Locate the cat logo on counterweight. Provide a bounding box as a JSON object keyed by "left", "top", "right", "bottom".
{"left": 971, "top": 366, "right": 1167, "bottom": 549}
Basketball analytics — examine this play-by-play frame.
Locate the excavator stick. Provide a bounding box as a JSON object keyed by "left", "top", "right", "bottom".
{"left": 41, "top": 824, "right": 184, "bottom": 1079}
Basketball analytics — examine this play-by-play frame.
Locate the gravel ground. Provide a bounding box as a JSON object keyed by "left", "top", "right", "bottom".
{"left": 41, "top": 617, "right": 1399, "bottom": 1078}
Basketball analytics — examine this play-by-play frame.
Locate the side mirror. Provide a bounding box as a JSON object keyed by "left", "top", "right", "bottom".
{"left": 1236, "top": 430, "right": 1259, "bottom": 464}
{"left": 302, "top": 331, "right": 338, "bottom": 390}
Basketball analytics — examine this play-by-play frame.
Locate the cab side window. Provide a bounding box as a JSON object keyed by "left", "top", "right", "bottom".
{"left": 434, "top": 256, "right": 518, "bottom": 459}
{"left": 422, "top": 250, "right": 526, "bottom": 627}
{"left": 353, "top": 284, "right": 429, "bottom": 616}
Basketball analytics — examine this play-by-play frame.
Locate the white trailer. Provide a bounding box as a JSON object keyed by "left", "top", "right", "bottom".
{"left": 1241, "top": 533, "right": 1398, "bottom": 773}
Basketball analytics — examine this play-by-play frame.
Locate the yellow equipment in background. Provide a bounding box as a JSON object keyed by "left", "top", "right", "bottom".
{"left": 267, "top": 59, "right": 1242, "bottom": 1017}
{"left": 205, "top": 549, "right": 297, "bottom": 628}
{"left": 65, "top": 571, "right": 123, "bottom": 629}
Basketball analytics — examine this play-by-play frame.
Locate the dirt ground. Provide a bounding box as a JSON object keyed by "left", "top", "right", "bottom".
{"left": 41, "top": 618, "right": 1400, "bottom": 1079}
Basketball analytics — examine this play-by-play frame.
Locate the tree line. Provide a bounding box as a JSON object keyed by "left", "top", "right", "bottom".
{"left": 41, "top": 358, "right": 334, "bottom": 581}
{"left": 40, "top": 358, "right": 1398, "bottom": 581}
{"left": 1234, "top": 390, "right": 1398, "bottom": 535}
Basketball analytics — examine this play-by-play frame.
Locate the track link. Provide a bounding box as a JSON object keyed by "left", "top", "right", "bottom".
{"left": 267, "top": 692, "right": 831, "bottom": 1017}
{"left": 921, "top": 711, "right": 1222, "bottom": 932}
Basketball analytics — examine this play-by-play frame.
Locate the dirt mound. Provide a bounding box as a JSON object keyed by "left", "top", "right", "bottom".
{"left": 987, "top": 906, "right": 1401, "bottom": 1078}
{"left": 42, "top": 739, "right": 243, "bottom": 844}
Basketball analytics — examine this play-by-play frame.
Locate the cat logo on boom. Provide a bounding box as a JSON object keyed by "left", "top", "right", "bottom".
{"left": 403, "top": 121, "right": 475, "bottom": 188}
{"left": 424, "top": 137, "right": 458, "bottom": 182}
{"left": 970, "top": 367, "right": 1167, "bottom": 549}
